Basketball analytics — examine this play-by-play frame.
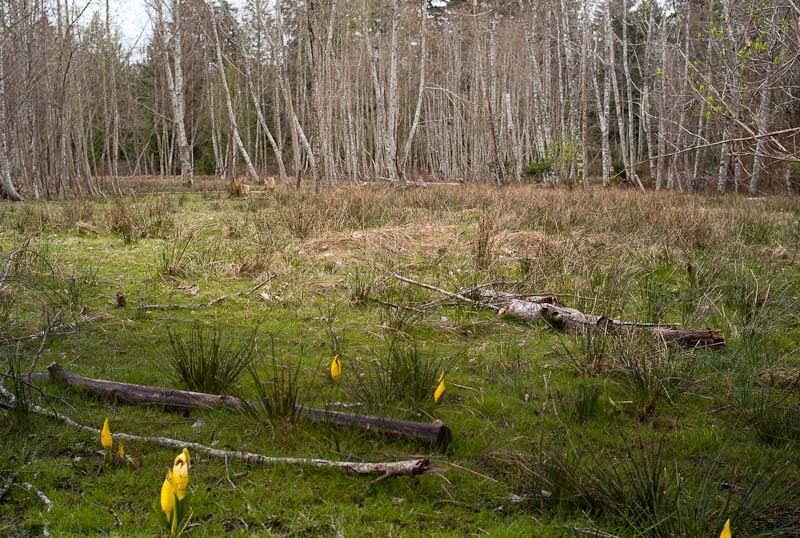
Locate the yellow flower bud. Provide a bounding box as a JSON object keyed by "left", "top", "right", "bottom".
{"left": 720, "top": 519, "right": 731, "bottom": 538}
{"left": 101, "top": 418, "right": 113, "bottom": 450}
{"left": 330, "top": 355, "right": 341, "bottom": 382}
{"left": 160, "top": 472, "right": 175, "bottom": 523}
{"left": 168, "top": 448, "right": 190, "bottom": 500}
{"left": 434, "top": 372, "right": 446, "bottom": 404}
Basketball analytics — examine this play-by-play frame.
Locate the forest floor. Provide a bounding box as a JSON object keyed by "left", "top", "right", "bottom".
{"left": 0, "top": 183, "right": 799, "bottom": 537}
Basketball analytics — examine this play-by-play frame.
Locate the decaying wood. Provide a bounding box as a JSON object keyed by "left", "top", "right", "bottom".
{"left": 46, "top": 362, "right": 452, "bottom": 448}
{"left": 47, "top": 362, "right": 247, "bottom": 409}
{"left": 397, "top": 275, "right": 724, "bottom": 349}
{"left": 0, "top": 383, "right": 438, "bottom": 478}
{"left": 501, "top": 299, "right": 724, "bottom": 348}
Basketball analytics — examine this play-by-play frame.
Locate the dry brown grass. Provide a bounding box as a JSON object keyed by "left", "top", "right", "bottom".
{"left": 297, "top": 222, "right": 462, "bottom": 263}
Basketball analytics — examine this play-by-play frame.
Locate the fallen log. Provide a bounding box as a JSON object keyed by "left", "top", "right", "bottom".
{"left": 396, "top": 275, "right": 725, "bottom": 349}
{"left": 46, "top": 362, "right": 452, "bottom": 448}
{"left": 0, "top": 384, "right": 437, "bottom": 479}
{"left": 506, "top": 299, "right": 724, "bottom": 348}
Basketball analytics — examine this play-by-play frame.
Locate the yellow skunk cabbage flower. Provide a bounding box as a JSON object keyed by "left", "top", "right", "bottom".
{"left": 117, "top": 440, "right": 125, "bottom": 459}
{"left": 160, "top": 472, "right": 176, "bottom": 525}
{"left": 434, "top": 372, "right": 446, "bottom": 404}
{"left": 169, "top": 448, "right": 190, "bottom": 500}
{"left": 330, "top": 355, "right": 341, "bottom": 382}
{"left": 720, "top": 519, "right": 731, "bottom": 538}
{"left": 101, "top": 417, "right": 113, "bottom": 450}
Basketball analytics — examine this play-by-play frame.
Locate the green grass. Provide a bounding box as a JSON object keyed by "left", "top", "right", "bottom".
{"left": 1, "top": 184, "right": 799, "bottom": 536}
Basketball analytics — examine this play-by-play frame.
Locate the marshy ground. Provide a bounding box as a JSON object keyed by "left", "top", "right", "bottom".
{"left": 1, "top": 182, "right": 799, "bottom": 537}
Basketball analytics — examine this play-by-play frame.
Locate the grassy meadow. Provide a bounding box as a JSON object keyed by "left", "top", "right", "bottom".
{"left": 0, "top": 182, "right": 799, "bottom": 537}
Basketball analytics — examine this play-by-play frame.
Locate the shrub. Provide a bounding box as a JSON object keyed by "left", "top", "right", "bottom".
{"left": 241, "top": 351, "right": 306, "bottom": 424}
{"left": 354, "top": 336, "right": 455, "bottom": 414}
{"left": 166, "top": 324, "right": 256, "bottom": 394}
{"left": 522, "top": 158, "right": 553, "bottom": 181}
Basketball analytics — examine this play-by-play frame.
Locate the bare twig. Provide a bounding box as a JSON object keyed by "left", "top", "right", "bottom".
{"left": 11, "top": 315, "right": 104, "bottom": 342}
{"left": 20, "top": 483, "right": 53, "bottom": 536}
{"left": 108, "top": 508, "right": 122, "bottom": 527}
{"left": 0, "top": 472, "right": 16, "bottom": 501}
{"left": 392, "top": 273, "right": 499, "bottom": 311}
{"left": 566, "top": 526, "right": 620, "bottom": 538}
{"left": 26, "top": 309, "right": 65, "bottom": 401}
{"left": 246, "top": 274, "right": 276, "bottom": 295}
{"left": 138, "top": 274, "right": 276, "bottom": 310}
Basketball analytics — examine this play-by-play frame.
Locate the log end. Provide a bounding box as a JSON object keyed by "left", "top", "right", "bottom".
{"left": 433, "top": 420, "right": 452, "bottom": 451}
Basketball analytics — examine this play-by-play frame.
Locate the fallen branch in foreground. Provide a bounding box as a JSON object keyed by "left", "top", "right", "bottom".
{"left": 21, "top": 483, "right": 53, "bottom": 537}
{"left": 0, "top": 473, "right": 16, "bottom": 501}
{"left": 46, "top": 362, "right": 452, "bottom": 448}
{"left": 0, "top": 384, "right": 437, "bottom": 479}
{"left": 393, "top": 275, "right": 724, "bottom": 349}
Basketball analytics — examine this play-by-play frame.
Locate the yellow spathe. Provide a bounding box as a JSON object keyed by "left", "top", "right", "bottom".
{"left": 720, "top": 519, "right": 731, "bottom": 538}
{"left": 101, "top": 418, "right": 113, "bottom": 449}
{"left": 330, "top": 355, "right": 341, "bottom": 382}
{"left": 160, "top": 472, "right": 175, "bottom": 523}
{"left": 434, "top": 372, "right": 446, "bottom": 404}
{"left": 169, "top": 448, "right": 190, "bottom": 500}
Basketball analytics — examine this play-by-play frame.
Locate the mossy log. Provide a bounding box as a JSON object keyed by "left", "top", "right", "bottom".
{"left": 46, "top": 362, "right": 452, "bottom": 448}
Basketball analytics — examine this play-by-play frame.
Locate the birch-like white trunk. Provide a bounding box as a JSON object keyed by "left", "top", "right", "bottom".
{"left": 243, "top": 57, "right": 288, "bottom": 185}
{"left": 385, "top": 0, "right": 400, "bottom": 182}
{"left": 749, "top": 83, "right": 771, "bottom": 195}
{"left": 211, "top": 5, "right": 258, "bottom": 181}
{"left": 607, "top": 0, "right": 631, "bottom": 187}
{"left": 621, "top": 0, "right": 643, "bottom": 190}
{"left": 592, "top": 32, "right": 611, "bottom": 187}
{"left": 579, "top": 1, "right": 589, "bottom": 192}
{"left": 0, "top": 1, "right": 23, "bottom": 201}
{"left": 159, "top": 0, "right": 193, "bottom": 185}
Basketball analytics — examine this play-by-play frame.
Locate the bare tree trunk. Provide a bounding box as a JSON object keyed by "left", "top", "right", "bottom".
{"left": 579, "top": 1, "right": 590, "bottom": 192}
{"left": 243, "top": 54, "right": 288, "bottom": 185}
{"left": 560, "top": 0, "right": 579, "bottom": 186}
{"left": 274, "top": 0, "right": 312, "bottom": 187}
{"left": 716, "top": 126, "right": 730, "bottom": 193}
{"left": 621, "top": 0, "right": 643, "bottom": 190}
{"left": 211, "top": 5, "right": 258, "bottom": 181}
{"left": 592, "top": 31, "right": 611, "bottom": 187}
{"left": 749, "top": 83, "right": 771, "bottom": 195}
{"left": 400, "top": 0, "right": 428, "bottom": 179}
{"left": 159, "top": 0, "right": 193, "bottom": 185}
{"left": 473, "top": 2, "right": 503, "bottom": 184}
{"left": 0, "top": 2, "right": 22, "bottom": 201}
{"left": 607, "top": 0, "right": 631, "bottom": 189}
{"left": 106, "top": 0, "right": 119, "bottom": 181}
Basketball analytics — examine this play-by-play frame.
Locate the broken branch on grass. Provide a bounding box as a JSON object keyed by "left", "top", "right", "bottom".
{"left": 0, "top": 383, "right": 436, "bottom": 479}
{"left": 12, "top": 315, "right": 104, "bottom": 342}
{"left": 0, "top": 472, "right": 16, "bottom": 501}
{"left": 566, "top": 526, "right": 620, "bottom": 538}
{"left": 138, "top": 274, "right": 276, "bottom": 311}
{"left": 21, "top": 483, "right": 53, "bottom": 537}
{"left": 392, "top": 273, "right": 499, "bottom": 311}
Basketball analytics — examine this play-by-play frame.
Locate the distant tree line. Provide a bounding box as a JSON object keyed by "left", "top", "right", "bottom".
{"left": 1, "top": 0, "right": 799, "bottom": 199}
